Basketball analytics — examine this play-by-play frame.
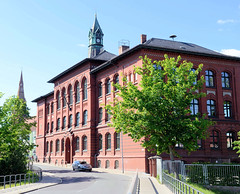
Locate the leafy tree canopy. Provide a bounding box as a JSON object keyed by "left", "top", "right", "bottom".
{"left": 0, "top": 93, "right": 35, "bottom": 175}
{"left": 233, "top": 132, "right": 240, "bottom": 156}
{"left": 106, "top": 55, "right": 214, "bottom": 160}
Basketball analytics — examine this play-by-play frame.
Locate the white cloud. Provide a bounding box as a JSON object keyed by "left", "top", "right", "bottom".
{"left": 77, "top": 43, "right": 87, "bottom": 47}
{"left": 220, "top": 49, "right": 240, "bottom": 57}
{"left": 217, "top": 19, "right": 236, "bottom": 24}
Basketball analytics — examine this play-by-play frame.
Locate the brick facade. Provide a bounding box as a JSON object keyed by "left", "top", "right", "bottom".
{"left": 33, "top": 21, "right": 240, "bottom": 172}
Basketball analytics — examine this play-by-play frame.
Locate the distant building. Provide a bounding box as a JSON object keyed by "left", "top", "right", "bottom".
{"left": 17, "top": 72, "right": 37, "bottom": 160}
{"left": 33, "top": 15, "right": 240, "bottom": 172}
{"left": 18, "top": 71, "right": 26, "bottom": 102}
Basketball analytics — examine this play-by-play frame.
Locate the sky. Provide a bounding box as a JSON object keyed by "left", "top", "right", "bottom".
{"left": 0, "top": 0, "right": 240, "bottom": 116}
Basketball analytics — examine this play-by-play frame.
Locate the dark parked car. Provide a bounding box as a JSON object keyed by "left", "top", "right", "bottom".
{"left": 72, "top": 160, "right": 92, "bottom": 172}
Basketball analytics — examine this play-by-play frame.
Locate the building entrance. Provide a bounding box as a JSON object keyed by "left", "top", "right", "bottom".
{"left": 66, "top": 137, "right": 71, "bottom": 163}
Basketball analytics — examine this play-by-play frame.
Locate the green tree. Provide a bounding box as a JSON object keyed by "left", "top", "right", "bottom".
{"left": 0, "top": 93, "right": 35, "bottom": 175}
{"left": 233, "top": 132, "right": 240, "bottom": 156}
{"left": 106, "top": 55, "right": 214, "bottom": 160}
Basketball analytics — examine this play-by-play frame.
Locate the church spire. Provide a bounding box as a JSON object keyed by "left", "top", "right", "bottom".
{"left": 88, "top": 14, "right": 104, "bottom": 58}
{"left": 17, "top": 71, "right": 26, "bottom": 102}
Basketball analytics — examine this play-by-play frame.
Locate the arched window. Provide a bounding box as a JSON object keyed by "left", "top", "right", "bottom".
{"left": 47, "top": 123, "right": 49, "bottom": 133}
{"left": 51, "top": 102, "right": 54, "bottom": 114}
{"left": 83, "top": 136, "right": 87, "bottom": 151}
{"left": 114, "top": 160, "right": 119, "bottom": 169}
{"left": 68, "top": 85, "right": 73, "bottom": 105}
{"left": 207, "top": 99, "right": 216, "bottom": 117}
{"left": 76, "top": 112, "right": 80, "bottom": 127}
{"left": 75, "top": 137, "right": 79, "bottom": 151}
{"left": 69, "top": 114, "right": 73, "bottom": 128}
{"left": 190, "top": 99, "right": 199, "bottom": 115}
{"left": 191, "top": 68, "right": 197, "bottom": 85}
{"left": 57, "top": 91, "right": 61, "bottom": 109}
{"left": 106, "top": 78, "right": 111, "bottom": 94}
{"left": 98, "top": 108, "right": 103, "bottom": 123}
{"left": 106, "top": 110, "right": 111, "bottom": 122}
{"left": 61, "top": 139, "right": 64, "bottom": 152}
{"left": 63, "top": 116, "right": 66, "bottom": 130}
{"left": 210, "top": 130, "right": 220, "bottom": 149}
{"left": 115, "top": 133, "right": 120, "bottom": 150}
{"left": 106, "top": 133, "right": 111, "bottom": 150}
{"left": 57, "top": 118, "right": 60, "bottom": 131}
{"left": 83, "top": 110, "right": 88, "bottom": 125}
{"left": 83, "top": 79, "right": 88, "bottom": 100}
{"left": 135, "top": 72, "right": 138, "bottom": 82}
{"left": 50, "top": 141, "right": 53, "bottom": 153}
{"left": 224, "top": 101, "right": 232, "bottom": 118}
{"left": 221, "top": 72, "right": 230, "bottom": 88}
{"left": 75, "top": 82, "right": 80, "bottom": 103}
{"left": 226, "top": 131, "right": 235, "bottom": 149}
{"left": 56, "top": 139, "right": 60, "bottom": 152}
{"left": 98, "top": 82, "right": 102, "bottom": 97}
{"left": 62, "top": 88, "right": 66, "bottom": 108}
{"left": 97, "top": 160, "right": 101, "bottom": 168}
{"left": 114, "top": 74, "right": 119, "bottom": 91}
{"left": 205, "top": 70, "right": 215, "bottom": 87}
{"left": 47, "top": 104, "right": 50, "bottom": 114}
{"left": 46, "top": 141, "right": 49, "bottom": 153}
{"left": 105, "top": 160, "right": 110, "bottom": 168}
{"left": 51, "top": 122, "right": 54, "bottom": 133}
{"left": 99, "top": 134, "right": 102, "bottom": 150}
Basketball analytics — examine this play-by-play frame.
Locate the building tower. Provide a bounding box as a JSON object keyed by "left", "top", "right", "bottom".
{"left": 17, "top": 71, "right": 26, "bottom": 102}
{"left": 88, "top": 14, "right": 104, "bottom": 58}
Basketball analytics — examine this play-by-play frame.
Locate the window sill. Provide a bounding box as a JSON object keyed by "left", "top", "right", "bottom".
{"left": 222, "top": 87, "right": 231, "bottom": 90}
{"left": 115, "top": 148, "right": 120, "bottom": 151}
{"left": 106, "top": 93, "right": 111, "bottom": 96}
{"left": 83, "top": 150, "right": 87, "bottom": 152}
{"left": 106, "top": 149, "right": 111, "bottom": 151}
{"left": 83, "top": 99, "right": 88, "bottom": 102}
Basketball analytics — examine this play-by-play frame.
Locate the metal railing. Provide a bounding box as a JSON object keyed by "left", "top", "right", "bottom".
{"left": 163, "top": 172, "right": 204, "bottom": 194}
{"left": 0, "top": 170, "right": 42, "bottom": 190}
{"left": 183, "top": 164, "right": 240, "bottom": 186}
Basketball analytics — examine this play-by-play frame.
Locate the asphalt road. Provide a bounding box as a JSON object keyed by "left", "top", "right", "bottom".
{"left": 27, "top": 164, "right": 131, "bottom": 194}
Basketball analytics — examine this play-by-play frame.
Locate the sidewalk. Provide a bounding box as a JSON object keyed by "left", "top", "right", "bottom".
{"left": 138, "top": 173, "right": 172, "bottom": 194}
{"left": 1, "top": 172, "right": 61, "bottom": 194}
{"left": 1, "top": 162, "right": 172, "bottom": 194}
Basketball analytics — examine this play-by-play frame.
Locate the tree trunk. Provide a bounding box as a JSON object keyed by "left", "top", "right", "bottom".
{"left": 169, "top": 145, "right": 175, "bottom": 161}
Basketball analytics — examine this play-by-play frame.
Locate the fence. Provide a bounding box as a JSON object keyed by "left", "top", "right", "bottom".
{"left": 162, "top": 160, "right": 240, "bottom": 186}
{"left": 0, "top": 169, "right": 42, "bottom": 190}
{"left": 183, "top": 164, "right": 240, "bottom": 186}
{"left": 163, "top": 171, "right": 204, "bottom": 194}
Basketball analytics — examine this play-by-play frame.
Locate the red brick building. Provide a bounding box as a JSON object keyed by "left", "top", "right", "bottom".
{"left": 33, "top": 16, "right": 240, "bottom": 172}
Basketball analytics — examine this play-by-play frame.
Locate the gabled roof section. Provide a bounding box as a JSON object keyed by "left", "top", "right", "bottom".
{"left": 32, "top": 91, "right": 54, "bottom": 103}
{"left": 93, "top": 50, "right": 116, "bottom": 61}
{"left": 48, "top": 51, "right": 115, "bottom": 83}
{"left": 91, "top": 38, "right": 240, "bottom": 74}
{"left": 144, "top": 38, "right": 224, "bottom": 56}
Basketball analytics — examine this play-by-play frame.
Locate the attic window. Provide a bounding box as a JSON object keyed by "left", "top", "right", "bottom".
{"left": 180, "top": 46, "right": 186, "bottom": 49}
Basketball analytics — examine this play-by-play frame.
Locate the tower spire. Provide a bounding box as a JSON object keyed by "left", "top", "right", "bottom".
{"left": 88, "top": 14, "right": 104, "bottom": 58}
{"left": 17, "top": 71, "right": 26, "bottom": 102}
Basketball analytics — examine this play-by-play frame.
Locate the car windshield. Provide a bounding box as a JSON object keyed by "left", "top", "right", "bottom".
{"left": 74, "top": 161, "right": 80, "bottom": 164}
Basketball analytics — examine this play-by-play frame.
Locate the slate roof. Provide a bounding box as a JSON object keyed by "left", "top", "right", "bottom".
{"left": 47, "top": 50, "right": 115, "bottom": 83}
{"left": 32, "top": 91, "right": 54, "bottom": 102}
{"left": 144, "top": 38, "right": 224, "bottom": 56}
{"left": 93, "top": 50, "right": 116, "bottom": 60}
{"left": 91, "top": 38, "right": 240, "bottom": 74}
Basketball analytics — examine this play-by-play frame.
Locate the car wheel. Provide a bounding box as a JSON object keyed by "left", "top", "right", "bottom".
{"left": 89, "top": 169, "right": 92, "bottom": 172}
{"left": 73, "top": 168, "right": 75, "bottom": 171}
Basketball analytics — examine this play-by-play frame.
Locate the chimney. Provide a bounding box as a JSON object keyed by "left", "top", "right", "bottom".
{"left": 119, "top": 45, "right": 129, "bottom": 55}
{"left": 141, "top": 34, "right": 147, "bottom": 44}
